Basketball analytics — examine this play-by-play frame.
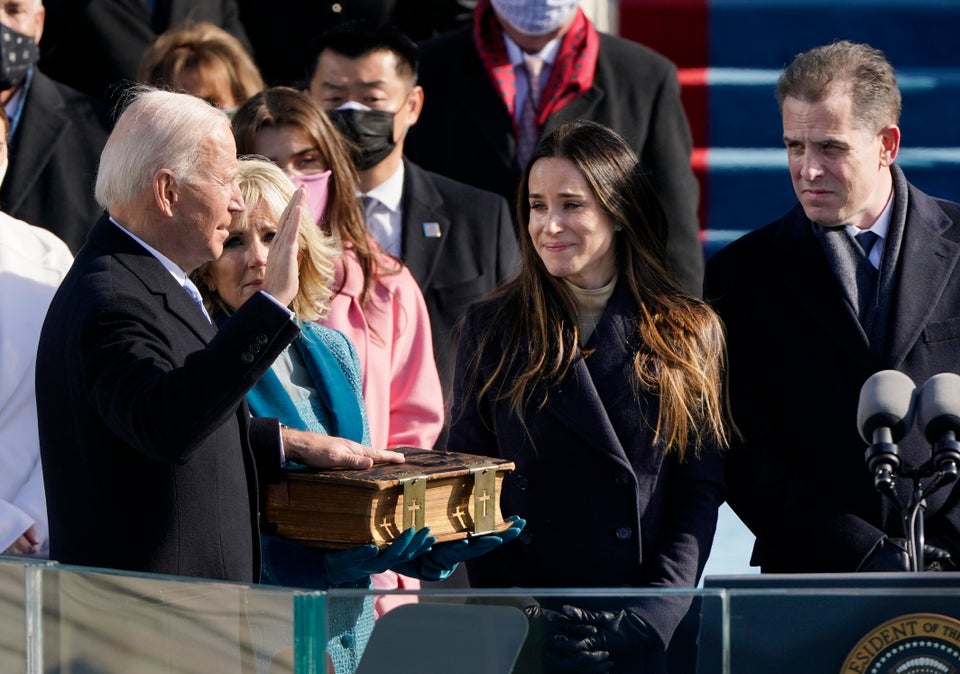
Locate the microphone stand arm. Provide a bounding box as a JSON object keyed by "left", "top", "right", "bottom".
{"left": 877, "top": 430, "right": 960, "bottom": 573}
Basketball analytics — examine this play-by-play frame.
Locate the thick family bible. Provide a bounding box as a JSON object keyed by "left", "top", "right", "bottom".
{"left": 263, "top": 448, "right": 516, "bottom": 549}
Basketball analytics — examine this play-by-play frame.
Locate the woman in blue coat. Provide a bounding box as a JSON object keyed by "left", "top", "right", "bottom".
{"left": 447, "top": 121, "right": 729, "bottom": 673}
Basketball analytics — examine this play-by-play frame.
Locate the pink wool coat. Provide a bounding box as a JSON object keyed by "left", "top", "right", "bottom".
{"left": 322, "top": 247, "right": 445, "bottom": 614}
{"left": 322, "top": 247, "right": 444, "bottom": 452}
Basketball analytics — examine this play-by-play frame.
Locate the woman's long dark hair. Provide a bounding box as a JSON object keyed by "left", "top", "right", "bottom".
{"left": 463, "top": 121, "right": 729, "bottom": 458}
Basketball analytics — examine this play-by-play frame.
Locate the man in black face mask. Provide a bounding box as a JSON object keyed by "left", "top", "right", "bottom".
{"left": 308, "top": 20, "right": 519, "bottom": 416}
{"left": 0, "top": 0, "right": 111, "bottom": 252}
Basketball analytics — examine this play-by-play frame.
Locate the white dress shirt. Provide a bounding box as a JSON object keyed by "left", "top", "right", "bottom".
{"left": 362, "top": 161, "right": 405, "bottom": 257}
{"left": 844, "top": 193, "right": 893, "bottom": 270}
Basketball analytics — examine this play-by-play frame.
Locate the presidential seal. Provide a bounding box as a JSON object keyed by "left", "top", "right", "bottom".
{"left": 841, "top": 613, "right": 960, "bottom": 673}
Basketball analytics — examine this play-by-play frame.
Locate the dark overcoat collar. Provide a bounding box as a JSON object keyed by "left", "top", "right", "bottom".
{"left": 86, "top": 215, "right": 217, "bottom": 343}
{"left": 539, "top": 281, "right": 648, "bottom": 474}
{"left": 771, "top": 166, "right": 960, "bottom": 369}
{"left": 885, "top": 180, "right": 960, "bottom": 368}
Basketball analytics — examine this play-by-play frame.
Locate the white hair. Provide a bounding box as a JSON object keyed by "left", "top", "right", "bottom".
{"left": 94, "top": 87, "right": 230, "bottom": 211}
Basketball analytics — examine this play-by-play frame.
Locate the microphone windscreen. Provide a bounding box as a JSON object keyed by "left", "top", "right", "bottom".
{"left": 918, "top": 372, "right": 960, "bottom": 443}
{"left": 857, "top": 370, "right": 917, "bottom": 443}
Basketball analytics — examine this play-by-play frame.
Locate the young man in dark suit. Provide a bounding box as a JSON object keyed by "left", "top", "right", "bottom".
{"left": 36, "top": 89, "right": 403, "bottom": 581}
{"left": 706, "top": 41, "right": 960, "bottom": 573}
{"left": 404, "top": 0, "right": 703, "bottom": 295}
{"left": 307, "top": 21, "right": 520, "bottom": 399}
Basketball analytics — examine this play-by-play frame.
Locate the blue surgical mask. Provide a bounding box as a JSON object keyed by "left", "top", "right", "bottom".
{"left": 490, "top": 0, "right": 580, "bottom": 36}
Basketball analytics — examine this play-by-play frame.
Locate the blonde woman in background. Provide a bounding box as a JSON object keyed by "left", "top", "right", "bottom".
{"left": 138, "top": 19, "right": 264, "bottom": 115}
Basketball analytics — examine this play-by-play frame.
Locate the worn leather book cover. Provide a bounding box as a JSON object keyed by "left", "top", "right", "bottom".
{"left": 263, "top": 448, "right": 516, "bottom": 549}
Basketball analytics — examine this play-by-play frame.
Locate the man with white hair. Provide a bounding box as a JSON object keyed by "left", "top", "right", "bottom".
{"left": 36, "top": 88, "right": 404, "bottom": 581}
{"left": 0, "top": 0, "right": 111, "bottom": 252}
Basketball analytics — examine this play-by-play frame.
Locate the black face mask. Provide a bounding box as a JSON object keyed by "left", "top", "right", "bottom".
{"left": 328, "top": 108, "right": 397, "bottom": 171}
{"left": 0, "top": 23, "right": 38, "bottom": 91}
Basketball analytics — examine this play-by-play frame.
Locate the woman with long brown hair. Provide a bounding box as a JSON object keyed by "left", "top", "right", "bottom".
{"left": 447, "top": 120, "right": 729, "bottom": 673}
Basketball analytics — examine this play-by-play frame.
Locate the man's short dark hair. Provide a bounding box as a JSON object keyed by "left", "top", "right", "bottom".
{"left": 313, "top": 20, "right": 420, "bottom": 83}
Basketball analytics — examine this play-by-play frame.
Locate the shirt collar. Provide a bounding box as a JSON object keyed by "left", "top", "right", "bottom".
{"left": 363, "top": 161, "right": 405, "bottom": 212}
{"left": 845, "top": 190, "right": 893, "bottom": 241}
{"left": 109, "top": 216, "right": 192, "bottom": 286}
{"left": 502, "top": 32, "right": 561, "bottom": 67}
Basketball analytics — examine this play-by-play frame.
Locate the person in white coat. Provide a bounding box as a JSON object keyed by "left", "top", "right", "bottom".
{"left": 0, "top": 106, "right": 73, "bottom": 556}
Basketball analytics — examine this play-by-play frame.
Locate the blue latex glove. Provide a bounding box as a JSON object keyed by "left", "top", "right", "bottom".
{"left": 549, "top": 605, "right": 659, "bottom": 673}
{"left": 323, "top": 526, "right": 435, "bottom": 586}
{"left": 394, "top": 515, "right": 526, "bottom": 581}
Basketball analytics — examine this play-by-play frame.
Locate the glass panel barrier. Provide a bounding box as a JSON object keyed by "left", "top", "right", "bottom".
{"left": 1, "top": 555, "right": 726, "bottom": 674}
{"left": 43, "top": 566, "right": 321, "bottom": 674}
{"left": 0, "top": 557, "right": 321, "bottom": 674}
{"left": 8, "top": 556, "right": 960, "bottom": 674}
{"left": 329, "top": 585, "right": 726, "bottom": 674}
{"left": 0, "top": 559, "right": 29, "bottom": 673}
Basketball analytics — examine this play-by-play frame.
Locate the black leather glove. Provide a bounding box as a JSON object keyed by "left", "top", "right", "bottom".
{"left": 521, "top": 604, "right": 596, "bottom": 672}
{"left": 925, "top": 538, "right": 958, "bottom": 572}
{"left": 547, "top": 606, "right": 660, "bottom": 673}
{"left": 858, "top": 537, "right": 954, "bottom": 572}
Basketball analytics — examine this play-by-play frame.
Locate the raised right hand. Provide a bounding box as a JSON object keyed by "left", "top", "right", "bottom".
{"left": 261, "top": 186, "right": 304, "bottom": 307}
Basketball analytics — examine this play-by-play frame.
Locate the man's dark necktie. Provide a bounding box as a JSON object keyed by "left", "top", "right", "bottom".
{"left": 855, "top": 229, "right": 881, "bottom": 333}
{"left": 855, "top": 229, "right": 880, "bottom": 262}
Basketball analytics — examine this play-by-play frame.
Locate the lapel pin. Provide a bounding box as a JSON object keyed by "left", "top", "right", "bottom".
{"left": 422, "top": 222, "right": 442, "bottom": 238}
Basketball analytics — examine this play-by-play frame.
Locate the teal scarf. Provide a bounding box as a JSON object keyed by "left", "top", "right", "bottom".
{"left": 246, "top": 321, "right": 366, "bottom": 443}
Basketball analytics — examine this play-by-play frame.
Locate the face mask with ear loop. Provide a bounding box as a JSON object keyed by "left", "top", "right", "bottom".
{"left": 327, "top": 101, "right": 397, "bottom": 171}
{"left": 0, "top": 22, "right": 38, "bottom": 90}
{"left": 490, "top": 0, "right": 581, "bottom": 36}
{"left": 289, "top": 170, "right": 332, "bottom": 225}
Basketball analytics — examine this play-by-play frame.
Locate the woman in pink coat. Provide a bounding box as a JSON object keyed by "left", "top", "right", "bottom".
{"left": 232, "top": 86, "right": 443, "bottom": 451}
{"left": 327, "top": 247, "right": 443, "bottom": 450}
{"left": 232, "top": 86, "right": 444, "bottom": 613}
